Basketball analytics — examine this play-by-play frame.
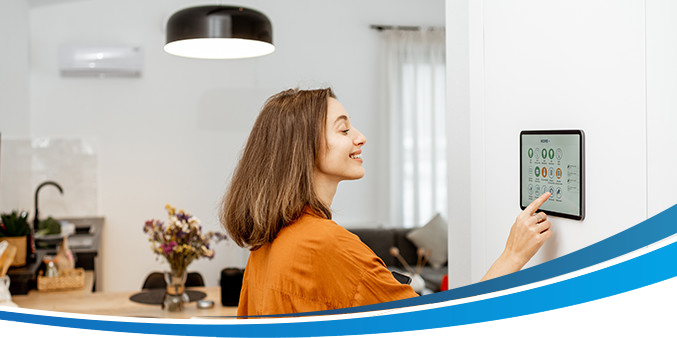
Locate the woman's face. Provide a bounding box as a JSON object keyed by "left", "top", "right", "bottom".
{"left": 315, "top": 98, "right": 367, "bottom": 184}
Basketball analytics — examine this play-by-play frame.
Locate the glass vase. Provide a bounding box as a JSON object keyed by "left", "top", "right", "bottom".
{"left": 162, "top": 269, "right": 190, "bottom": 311}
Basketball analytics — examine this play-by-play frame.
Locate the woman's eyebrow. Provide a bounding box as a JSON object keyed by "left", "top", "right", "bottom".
{"left": 333, "top": 115, "right": 348, "bottom": 125}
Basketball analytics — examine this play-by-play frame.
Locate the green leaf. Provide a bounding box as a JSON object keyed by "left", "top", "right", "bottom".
{"left": 0, "top": 210, "right": 31, "bottom": 237}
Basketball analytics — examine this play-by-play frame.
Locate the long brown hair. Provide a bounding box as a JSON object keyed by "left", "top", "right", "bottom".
{"left": 220, "top": 88, "right": 335, "bottom": 249}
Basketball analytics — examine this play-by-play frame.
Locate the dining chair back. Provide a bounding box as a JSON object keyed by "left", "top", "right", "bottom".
{"left": 141, "top": 271, "right": 205, "bottom": 290}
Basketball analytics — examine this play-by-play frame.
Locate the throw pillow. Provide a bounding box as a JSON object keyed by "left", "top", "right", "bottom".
{"left": 406, "top": 213, "right": 448, "bottom": 269}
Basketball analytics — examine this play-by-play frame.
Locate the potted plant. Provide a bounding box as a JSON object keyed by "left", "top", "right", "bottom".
{"left": 0, "top": 211, "right": 30, "bottom": 267}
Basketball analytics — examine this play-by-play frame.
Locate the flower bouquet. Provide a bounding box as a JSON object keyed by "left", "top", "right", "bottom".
{"left": 143, "top": 204, "right": 226, "bottom": 311}
{"left": 143, "top": 204, "right": 227, "bottom": 274}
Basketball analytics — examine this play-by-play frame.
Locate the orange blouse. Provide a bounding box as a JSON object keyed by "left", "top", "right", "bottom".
{"left": 237, "top": 209, "right": 418, "bottom": 316}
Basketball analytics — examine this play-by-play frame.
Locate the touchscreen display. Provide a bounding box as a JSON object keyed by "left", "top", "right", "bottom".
{"left": 520, "top": 130, "right": 585, "bottom": 220}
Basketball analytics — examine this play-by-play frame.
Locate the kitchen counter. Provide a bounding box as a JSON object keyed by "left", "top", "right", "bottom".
{"left": 8, "top": 216, "right": 103, "bottom": 295}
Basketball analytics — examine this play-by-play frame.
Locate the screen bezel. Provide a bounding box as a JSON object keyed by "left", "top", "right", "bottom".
{"left": 519, "top": 129, "right": 585, "bottom": 221}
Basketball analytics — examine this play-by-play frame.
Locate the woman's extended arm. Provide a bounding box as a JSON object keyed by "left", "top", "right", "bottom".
{"left": 481, "top": 192, "right": 553, "bottom": 281}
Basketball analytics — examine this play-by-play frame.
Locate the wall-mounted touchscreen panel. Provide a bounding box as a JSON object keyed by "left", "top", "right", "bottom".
{"left": 520, "top": 130, "right": 585, "bottom": 220}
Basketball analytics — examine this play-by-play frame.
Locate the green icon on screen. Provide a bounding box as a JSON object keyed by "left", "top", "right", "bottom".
{"left": 541, "top": 148, "right": 547, "bottom": 159}
{"left": 535, "top": 167, "right": 540, "bottom": 177}
{"left": 549, "top": 148, "right": 554, "bottom": 159}
{"left": 528, "top": 148, "right": 533, "bottom": 158}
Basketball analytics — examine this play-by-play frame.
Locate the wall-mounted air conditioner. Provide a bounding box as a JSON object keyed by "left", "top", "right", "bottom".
{"left": 58, "top": 44, "right": 143, "bottom": 77}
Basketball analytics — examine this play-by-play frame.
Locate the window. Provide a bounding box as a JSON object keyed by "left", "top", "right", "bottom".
{"left": 383, "top": 28, "right": 447, "bottom": 227}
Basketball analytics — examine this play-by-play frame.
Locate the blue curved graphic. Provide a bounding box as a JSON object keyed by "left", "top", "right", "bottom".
{"left": 1, "top": 204, "right": 675, "bottom": 337}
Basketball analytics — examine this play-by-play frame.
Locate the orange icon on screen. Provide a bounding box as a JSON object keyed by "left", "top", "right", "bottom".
{"left": 556, "top": 168, "right": 562, "bottom": 179}
{"left": 542, "top": 167, "right": 547, "bottom": 178}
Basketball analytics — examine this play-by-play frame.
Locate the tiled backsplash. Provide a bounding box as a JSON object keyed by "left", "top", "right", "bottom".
{"left": 0, "top": 138, "right": 99, "bottom": 218}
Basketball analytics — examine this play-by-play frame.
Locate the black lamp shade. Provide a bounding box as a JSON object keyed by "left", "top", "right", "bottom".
{"left": 165, "top": 6, "right": 274, "bottom": 59}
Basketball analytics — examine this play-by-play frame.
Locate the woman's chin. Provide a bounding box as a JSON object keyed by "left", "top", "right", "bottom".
{"left": 351, "top": 170, "right": 366, "bottom": 180}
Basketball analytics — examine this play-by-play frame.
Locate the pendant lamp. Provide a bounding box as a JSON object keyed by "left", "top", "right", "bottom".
{"left": 164, "top": 6, "right": 274, "bottom": 59}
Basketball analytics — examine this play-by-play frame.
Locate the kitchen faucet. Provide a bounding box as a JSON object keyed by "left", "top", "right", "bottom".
{"left": 33, "top": 181, "right": 64, "bottom": 231}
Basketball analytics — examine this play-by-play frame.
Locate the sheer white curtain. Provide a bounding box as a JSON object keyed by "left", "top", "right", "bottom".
{"left": 384, "top": 28, "right": 447, "bottom": 228}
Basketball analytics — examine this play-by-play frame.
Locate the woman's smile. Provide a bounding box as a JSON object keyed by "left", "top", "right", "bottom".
{"left": 315, "top": 98, "right": 367, "bottom": 184}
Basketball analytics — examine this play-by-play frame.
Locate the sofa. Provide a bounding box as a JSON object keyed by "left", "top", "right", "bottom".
{"left": 348, "top": 227, "right": 447, "bottom": 293}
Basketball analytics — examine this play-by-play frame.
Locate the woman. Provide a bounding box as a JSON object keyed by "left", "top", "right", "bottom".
{"left": 221, "top": 88, "right": 552, "bottom": 315}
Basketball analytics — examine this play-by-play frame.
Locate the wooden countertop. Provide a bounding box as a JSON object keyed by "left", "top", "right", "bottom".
{"left": 11, "top": 280, "right": 238, "bottom": 319}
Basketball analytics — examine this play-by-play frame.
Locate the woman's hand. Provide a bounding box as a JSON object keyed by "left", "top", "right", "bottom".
{"left": 481, "top": 192, "right": 553, "bottom": 281}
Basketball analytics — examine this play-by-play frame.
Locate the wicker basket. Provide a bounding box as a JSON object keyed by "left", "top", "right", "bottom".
{"left": 37, "top": 267, "right": 85, "bottom": 291}
{"left": 2, "top": 236, "right": 26, "bottom": 267}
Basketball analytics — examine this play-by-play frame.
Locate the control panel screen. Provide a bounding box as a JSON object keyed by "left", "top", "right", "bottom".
{"left": 520, "top": 130, "right": 585, "bottom": 220}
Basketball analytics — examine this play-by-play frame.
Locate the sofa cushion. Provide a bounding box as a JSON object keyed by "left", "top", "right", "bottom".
{"left": 406, "top": 213, "right": 448, "bottom": 268}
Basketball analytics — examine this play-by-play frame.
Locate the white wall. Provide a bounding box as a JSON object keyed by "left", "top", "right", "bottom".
{"left": 445, "top": 0, "right": 473, "bottom": 290}
{"left": 0, "top": 0, "right": 30, "bottom": 137}
{"left": 447, "top": 0, "right": 677, "bottom": 287}
{"left": 0, "top": 0, "right": 31, "bottom": 214}
{"left": 647, "top": 0, "right": 677, "bottom": 217}
{"left": 15, "top": 0, "right": 444, "bottom": 292}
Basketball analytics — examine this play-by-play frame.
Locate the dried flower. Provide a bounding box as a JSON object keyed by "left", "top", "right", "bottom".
{"left": 143, "top": 204, "right": 227, "bottom": 274}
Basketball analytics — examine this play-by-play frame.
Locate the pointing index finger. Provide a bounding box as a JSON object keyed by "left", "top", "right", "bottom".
{"left": 525, "top": 192, "right": 551, "bottom": 215}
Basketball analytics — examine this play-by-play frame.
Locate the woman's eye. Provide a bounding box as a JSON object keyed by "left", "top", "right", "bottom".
{"left": 341, "top": 129, "right": 350, "bottom": 135}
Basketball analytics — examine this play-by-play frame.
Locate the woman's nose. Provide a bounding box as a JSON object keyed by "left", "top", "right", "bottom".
{"left": 354, "top": 128, "right": 366, "bottom": 146}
